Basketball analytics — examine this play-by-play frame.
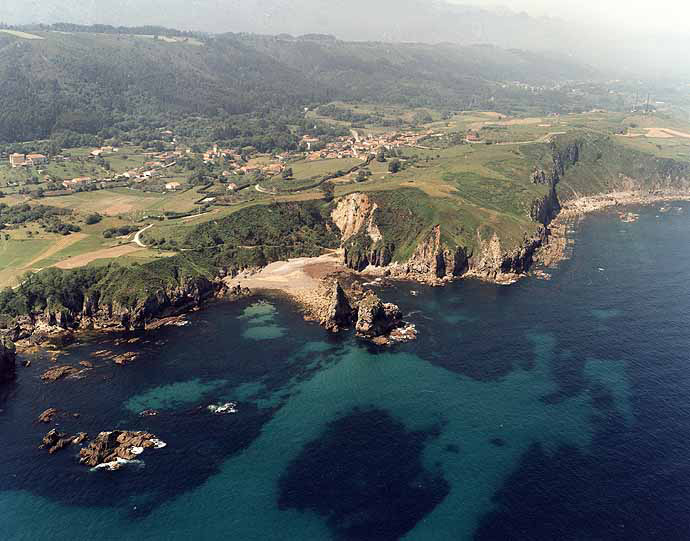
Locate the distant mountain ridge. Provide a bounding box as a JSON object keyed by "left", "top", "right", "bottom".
{"left": 0, "top": 28, "right": 598, "bottom": 144}
{"left": 4, "top": 0, "right": 688, "bottom": 79}
{"left": 4, "top": 0, "right": 569, "bottom": 49}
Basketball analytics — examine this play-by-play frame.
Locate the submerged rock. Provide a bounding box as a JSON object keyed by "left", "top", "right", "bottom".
{"left": 321, "top": 281, "right": 355, "bottom": 332}
{"left": 79, "top": 431, "right": 164, "bottom": 468}
{"left": 113, "top": 352, "right": 139, "bottom": 365}
{"left": 40, "top": 429, "right": 74, "bottom": 454}
{"left": 40, "top": 365, "right": 80, "bottom": 382}
{"left": 37, "top": 408, "right": 58, "bottom": 424}
{"left": 207, "top": 402, "right": 238, "bottom": 414}
{"left": 0, "top": 337, "right": 16, "bottom": 383}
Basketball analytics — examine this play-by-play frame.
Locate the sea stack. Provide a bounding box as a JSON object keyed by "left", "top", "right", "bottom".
{"left": 321, "top": 281, "right": 355, "bottom": 332}
{"left": 355, "top": 291, "right": 403, "bottom": 340}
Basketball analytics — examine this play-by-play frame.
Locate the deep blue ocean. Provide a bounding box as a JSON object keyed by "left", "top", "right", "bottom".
{"left": 3, "top": 203, "right": 690, "bottom": 540}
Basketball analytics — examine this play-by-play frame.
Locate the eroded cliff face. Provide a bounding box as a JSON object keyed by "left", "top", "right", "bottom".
{"left": 467, "top": 229, "right": 546, "bottom": 283}
{"left": 530, "top": 185, "right": 561, "bottom": 225}
{"left": 332, "top": 193, "right": 538, "bottom": 285}
{"left": 0, "top": 337, "right": 16, "bottom": 383}
{"left": 394, "top": 225, "right": 469, "bottom": 283}
{"left": 332, "top": 194, "right": 390, "bottom": 271}
{"left": 331, "top": 193, "right": 382, "bottom": 243}
{"left": 6, "top": 276, "right": 226, "bottom": 344}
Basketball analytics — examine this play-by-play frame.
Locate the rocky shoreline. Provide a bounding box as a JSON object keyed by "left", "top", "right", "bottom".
{"left": 3, "top": 190, "right": 689, "bottom": 354}
{"left": 535, "top": 190, "right": 690, "bottom": 268}
{"left": 289, "top": 280, "right": 416, "bottom": 345}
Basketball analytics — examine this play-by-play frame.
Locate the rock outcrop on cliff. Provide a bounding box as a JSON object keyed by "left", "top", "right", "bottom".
{"left": 468, "top": 228, "right": 547, "bottom": 283}
{"left": 0, "top": 338, "right": 16, "bottom": 383}
{"left": 396, "top": 225, "right": 469, "bottom": 283}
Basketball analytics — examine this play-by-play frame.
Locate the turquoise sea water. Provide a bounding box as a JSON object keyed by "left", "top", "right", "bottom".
{"left": 2, "top": 204, "right": 690, "bottom": 540}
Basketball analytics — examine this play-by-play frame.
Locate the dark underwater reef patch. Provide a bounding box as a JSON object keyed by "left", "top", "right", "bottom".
{"left": 278, "top": 407, "right": 449, "bottom": 540}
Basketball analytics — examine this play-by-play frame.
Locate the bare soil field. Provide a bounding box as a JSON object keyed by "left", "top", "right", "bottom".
{"left": 643, "top": 128, "right": 690, "bottom": 139}
{"left": 54, "top": 244, "right": 145, "bottom": 269}
{"left": 23, "top": 233, "right": 87, "bottom": 269}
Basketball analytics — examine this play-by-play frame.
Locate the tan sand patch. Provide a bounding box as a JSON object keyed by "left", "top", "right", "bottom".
{"left": 0, "top": 29, "right": 43, "bottom": 40}
{"left": 226, "top": 252, "right": 343, "bottom": 292}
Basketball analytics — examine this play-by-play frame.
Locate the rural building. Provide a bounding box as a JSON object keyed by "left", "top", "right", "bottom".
{"left": 226, "top": 183, "right": 239, "bottom": 191}
{"left": 62, "top": 177, "right": 92, "bottom": 188}
{"left": 301, "top": 136, "right": 320, "bottom": 150}
{"left": 26, "top": 153, "right": 47, "bottom": 166}
{"left": 165, "top": 182, "right": 181, "bottom": 191}
{"left": 9, "top": 153, "right": 26, "bottom": 167}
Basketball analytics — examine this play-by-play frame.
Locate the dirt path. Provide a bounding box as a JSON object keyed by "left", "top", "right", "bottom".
{"left": 133, "top": 224, "right": 153, "bottom": 247}
{"left": 23, "top": 233, "right": 88, "bottom": 269}
{"left": 54, "top": 244, "right": 144, "bottom": 269}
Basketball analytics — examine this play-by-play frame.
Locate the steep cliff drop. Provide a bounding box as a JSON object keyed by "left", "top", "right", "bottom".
{"left": 331, "top": 192, "right": 546, "bottom": 285}
{"left": 7, "top": 275, "right": 227, "bottom": 347}
{"left": 0, "top": 337, "right": 16, "bottom": 383}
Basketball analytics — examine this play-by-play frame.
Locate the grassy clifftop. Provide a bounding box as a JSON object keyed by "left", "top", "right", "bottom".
{"left": 551, "top": 132, "right": 690, "bottom": 199}
{"left": 3, "top": 116, "right": 690, "bottom": 329}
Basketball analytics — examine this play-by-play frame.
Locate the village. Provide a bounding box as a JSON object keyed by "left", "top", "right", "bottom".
{"left": 0, "top": 125, "right": 454, "bottom": 198}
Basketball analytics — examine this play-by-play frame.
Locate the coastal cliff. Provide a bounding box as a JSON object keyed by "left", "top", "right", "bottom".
{"left": 0, "top": 337, "right": 16, "bottom": 382}
{"left": 332, "top": 192, "right": 544, "bottom": 285}
{"left": 4, "top": 133, "right": 690, "bottom": 344}
{"left": 0, "top": 257, "right": 227, "bottom": 346}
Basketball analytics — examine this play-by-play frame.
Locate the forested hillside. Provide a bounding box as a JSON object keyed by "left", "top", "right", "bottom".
{"left": 0, "top": 26, "right": 600, "bottom": 144}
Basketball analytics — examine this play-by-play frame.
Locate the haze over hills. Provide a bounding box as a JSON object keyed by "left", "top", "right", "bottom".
{"left": 3, "top": 0, "right": 690, "bottom": 79}
{"left": 0, "top": 27, "right": 606, "bottom": 144}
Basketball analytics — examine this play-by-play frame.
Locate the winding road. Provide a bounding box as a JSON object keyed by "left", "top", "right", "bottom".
{"left": 133, "top": 224, "right": 153, "bottom": 247}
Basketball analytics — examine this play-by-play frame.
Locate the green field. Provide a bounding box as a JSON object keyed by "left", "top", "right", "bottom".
{"left": 4, "top": 108, "right": 690, "bottom": 288}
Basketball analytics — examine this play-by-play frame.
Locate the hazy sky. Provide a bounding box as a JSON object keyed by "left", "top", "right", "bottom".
{"left": 463, "top": 0, "right": 690, "bottom": 33}
{"left": 3, "top": 0, "right": 688, "bottom": 35}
